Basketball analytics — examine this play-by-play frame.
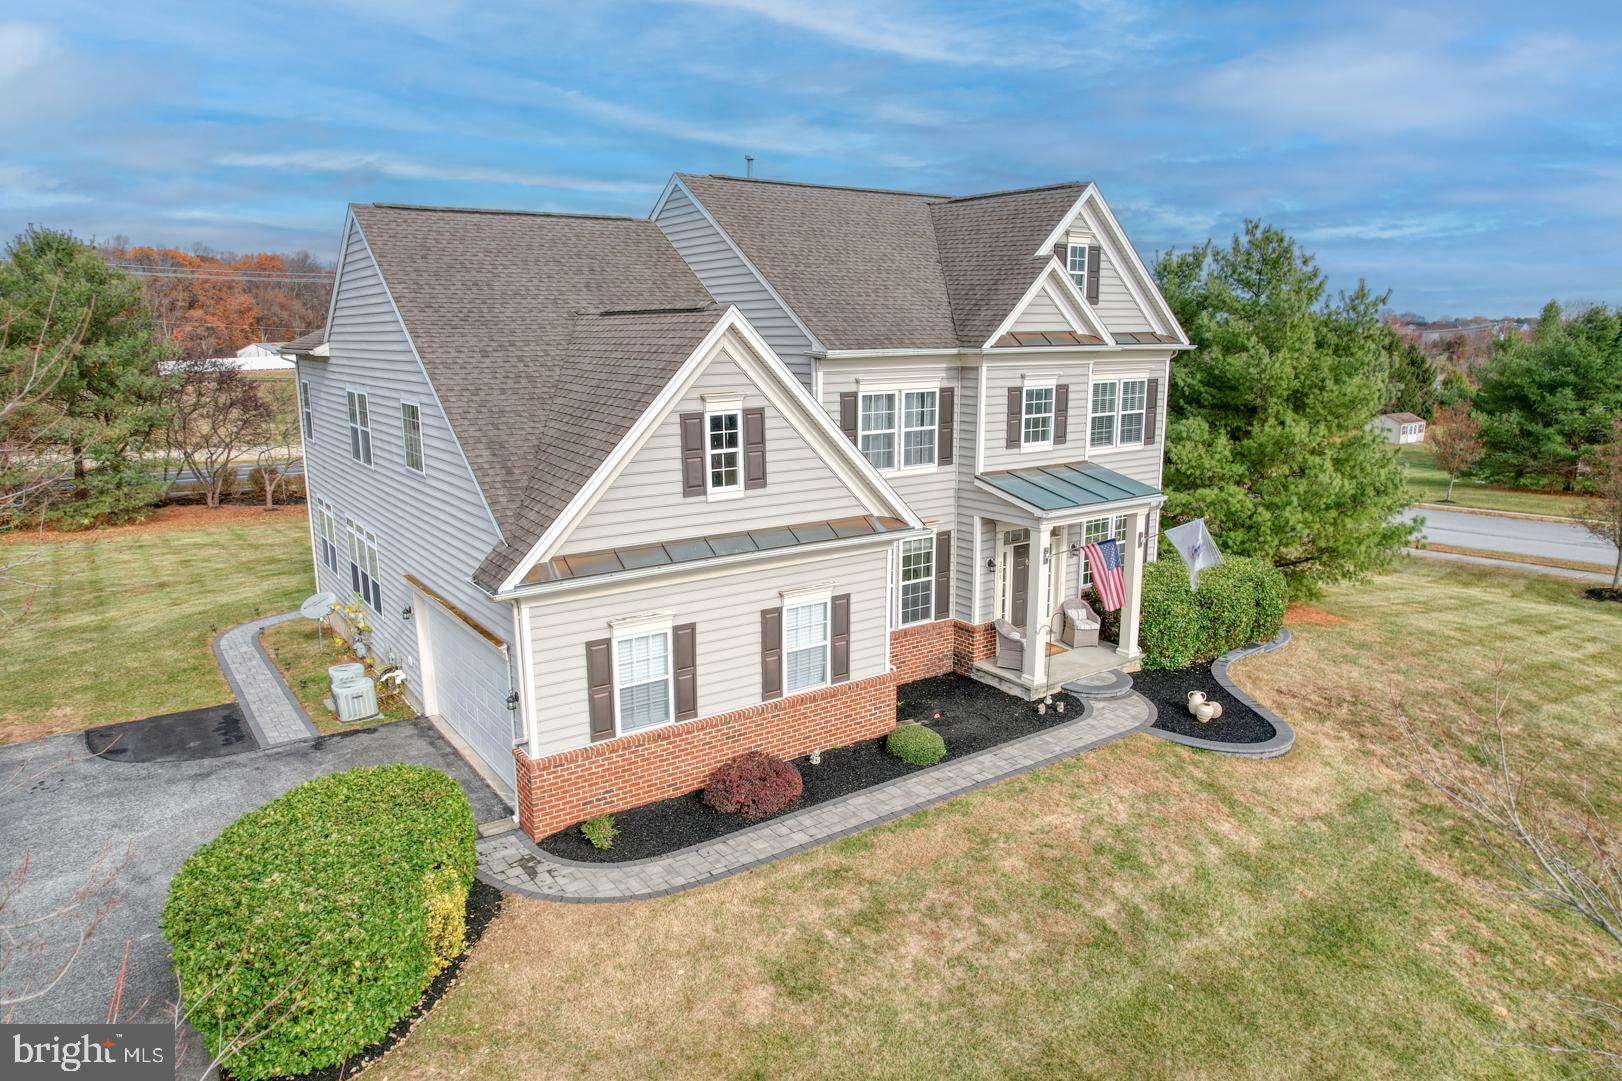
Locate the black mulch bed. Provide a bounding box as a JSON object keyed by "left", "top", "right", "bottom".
{"left": 86, "top": 703, "right": 258, "bottom": 762}
{"left": 236, "top": 878, "right": 504, "bottom": 1081}
{"left": 1133, "top": 660, "right": 1277, "bottom": 744}
{"left": 1584, "top": 586, "right": 1622, "bottom": 604}
{"left": 537, "top": 673, "right": 1083, "bottom": 864}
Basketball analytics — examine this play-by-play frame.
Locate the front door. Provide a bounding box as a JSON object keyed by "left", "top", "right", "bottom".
{"left": 1011, "top": 543, "right": 1030, "bottom": 627}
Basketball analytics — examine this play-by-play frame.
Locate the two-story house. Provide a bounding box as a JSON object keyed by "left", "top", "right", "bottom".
{"left": 284, "top": 175, "right": 1188, "bottom": 840}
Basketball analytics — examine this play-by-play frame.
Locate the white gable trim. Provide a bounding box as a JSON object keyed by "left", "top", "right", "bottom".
{"left": 983, "top": 263, "right": 1114, "bottom": 348}
{"left": 336, "top": 211, "right": 504, "bottom": 542}
{"left": 651, "top": 175, "right": 828, "bottom": 355}
{"left": 1033, "top": 185, "right": 1188, "bottom": 345}
{"left": 495, "top": 306, "right": 919, "bottom": 595}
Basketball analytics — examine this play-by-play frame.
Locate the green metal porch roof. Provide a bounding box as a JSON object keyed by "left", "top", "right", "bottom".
{"left": 978, "top": 461, "right": 1161, "bottom": 514}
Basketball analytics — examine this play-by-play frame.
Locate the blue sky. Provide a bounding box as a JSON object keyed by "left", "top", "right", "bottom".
{"left": 3, "top": 0, "right": 1619, "bottom": 317}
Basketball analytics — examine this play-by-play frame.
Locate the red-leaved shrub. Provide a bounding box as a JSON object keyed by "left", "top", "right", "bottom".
{"left": 701, "top": 751, "right": 803, "bottom": 820}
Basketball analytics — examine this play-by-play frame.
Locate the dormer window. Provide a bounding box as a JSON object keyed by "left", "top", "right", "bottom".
{"left": 1066, "top": 243, "right": 1088, "bottom": 290}
{"left": 707, "top": 409, "right": 741, "bottom": 492}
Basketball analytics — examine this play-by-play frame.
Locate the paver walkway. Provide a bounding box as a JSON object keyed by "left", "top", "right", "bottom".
{"left": 477, "top": 691, "right": 1153, "bottom": 903}
{"left": 211, "top": 611, "right": 318, "bottom": 746}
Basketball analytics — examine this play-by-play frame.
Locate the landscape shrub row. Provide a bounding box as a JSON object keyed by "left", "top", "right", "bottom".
{"left": 1140, "top": 555, "right": 1287, "bottom": 669}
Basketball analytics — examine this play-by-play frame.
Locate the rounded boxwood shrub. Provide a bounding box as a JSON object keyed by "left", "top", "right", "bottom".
{"left": 702, "top": 751, "right": 802, "bottom": 820}
{"left": 886, "top": 724, "right": 947, "bottom": 766}
{"left": 162, "top": 764, "right": 476, "bottom": 1080}
{"left": 1140, "top": 558, "right": 1201, "bottom": 669}
{"left": 1193, "top": 559, "right": 1261, "bottom": 659}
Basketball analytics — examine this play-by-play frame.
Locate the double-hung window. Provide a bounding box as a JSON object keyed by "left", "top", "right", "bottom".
{"left": 901, "top": 390, "right": 938, "bottom": 468}
{"left": 1080, "top": 516, "right": 1129, "bottom": 588}
{"left": 858, "top": 392, "right": 896, "bottom": 470}
{"left": 346, "top": 389, "right": 372, "bottom": 466}
{"left": 783, "top": 598, "right": 830, "bottom": 693}
{"left": 1022, "top": 385, "right": 1055, "bottom": 447}
{"left": 1089, "top": 378, "right": 1148, "bottom": 449}
{"left": 707, "top": 409, "right": 741, "bottom": 492}
{"left": 400, "top": 401, "right": 425, "bottom": 473}
{"left": 299, "top": 380, "right": 313, "bottom": 439}
{"left": 1067, "top": 243, "right": 1088, "bottom": 290}
{"left": 347, "top": 518, "right": 381, "bottom": 612}
{"left": 898, "top": 536, "right": 934, "bottom": 625}
{"left": 316, "top": 499, "right": 339, "bottom": 571}
{"left": 615, "top": 629, "right": 672, "bottom": 733}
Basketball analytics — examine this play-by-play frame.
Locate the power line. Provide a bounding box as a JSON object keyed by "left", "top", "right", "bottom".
{"left": 104, "top": 262, "right": 335, "bottom": 284}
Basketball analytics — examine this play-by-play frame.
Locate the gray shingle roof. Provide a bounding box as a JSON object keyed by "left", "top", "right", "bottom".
{"left": 678, "top": 175, "right": 1088, "bottom": 350}
{"left": 348, "top": 204, "right": 718, "bottom": 590}
{"left": 279, "top": 328, "right": 326, "bottom": 353}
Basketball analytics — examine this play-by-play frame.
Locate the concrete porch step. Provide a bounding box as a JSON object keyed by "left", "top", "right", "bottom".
{"left": 1062, "top": 669, "right": 1135, "bottom": 700}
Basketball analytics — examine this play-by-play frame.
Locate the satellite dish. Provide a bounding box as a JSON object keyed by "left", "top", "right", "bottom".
{"left": 300, "top": 592, "right": 338, "bottom": 620}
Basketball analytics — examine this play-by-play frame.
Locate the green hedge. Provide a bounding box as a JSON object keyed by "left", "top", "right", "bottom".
{"left": 887, "top": 724, "right": 947, "bottom": 766}
{"left": 1141, "top": 556, "right": 1287, "bottom": 669}
{"left": 162, "top": 765, "right": 476, "bottom": 1080}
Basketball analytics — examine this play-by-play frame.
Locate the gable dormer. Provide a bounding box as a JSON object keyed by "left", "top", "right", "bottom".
{"left": 1037, "top": 187, "right": 1187, "bottom": 343}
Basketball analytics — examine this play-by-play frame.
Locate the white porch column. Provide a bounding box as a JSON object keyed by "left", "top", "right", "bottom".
{"left": 1020, "top": 525, "right": 1053, "bottom": 688}
{"left": 1116, "top": 507, "right": 1149, "bottom": 659}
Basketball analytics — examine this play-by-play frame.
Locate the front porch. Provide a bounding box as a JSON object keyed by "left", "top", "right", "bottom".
{"left": 965, "top": 460, "right": 1164, "bottom": 700}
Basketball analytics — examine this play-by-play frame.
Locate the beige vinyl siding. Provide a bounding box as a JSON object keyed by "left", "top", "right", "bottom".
{"left": 1084, "top": 356, "right": 1170, "bottom": 489}
{"left": 953, "top": 369, "right": 981, "bottom": 622}
{"left": 655, "top": 184, "right": 816, "bottom": 389}
{"left": 560, "top": 347, "right": 868, "bottom": 556}
{"left": 302, "top": 219, "right": 514, "bottom": 706}
{"left": 1008, "top": 286, "right": 1074, "bottom": 334}
{"left": 524, "top": 544, "right": 891, "bottom": 757}
{"left": 818, "top": 357, "right": 959, "bottom": 528}
{"left": 1067, "top": 227, "right": 1154, "bottom": 333}
{"left": 979, "top": 357, "right": 1093, "bottom": 473}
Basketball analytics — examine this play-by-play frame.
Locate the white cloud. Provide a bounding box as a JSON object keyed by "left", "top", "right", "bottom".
{"left": 216, "top": 151, "right": 657, "bottom": 193}
{"left": 1301, "top": 217, "right": 1495, "bottom": 242}
{"left": 0, "top": 22, "right": 54, "bottom": 88}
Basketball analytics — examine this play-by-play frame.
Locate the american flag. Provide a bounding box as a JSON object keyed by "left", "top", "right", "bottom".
{"left": 1083, "top": 538, "right": 1125, "bottom": 612}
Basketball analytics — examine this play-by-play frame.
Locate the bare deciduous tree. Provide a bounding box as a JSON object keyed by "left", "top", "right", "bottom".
{"left": 1398, "top": 666, "right": 1621, "bottom": 1075}
{"left": 252, "top": 378, "right": 302, "bottom": 511}
{"left": 1581, "top": 414, "right": 1622, "bottom": 590}
{"left": 164, "top": 358, "right": 272, "bottom": 509}
{"left": 1429, "top": 399, "right": 1484, "bottom": 504}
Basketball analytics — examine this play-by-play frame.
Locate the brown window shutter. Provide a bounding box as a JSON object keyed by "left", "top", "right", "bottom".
{"left": 1053, "top": 241, "right": 1068, "bottom": 265}
{"left": 830, "top": 593, "right": 851, "bottom": 683}
{"left": 680, "top": 411, "right": 704, "bottom": 497}
{"left": 1085, "top": 245, "right": 1100, "bottom": 303}
{"left": 932, "top": 531, "right": 951, "bottom": 621}
{"left": 1005, "top": 386, "right": 1021, "bottom": 449}
{"left": 1054, "top": 384, "right": 1069, "bottom": 444}
{"left": 743, "top": 406, "right": 767, "bottom": 489}
{"left": 1144, "top": 377, "right": 1159, "bottom": 445}
{"left": 673, "top": 622, "right": 697, "bottom": 720}
{"left": 760, "top": 607, "right": 782, "bottom": 701}
{"left": 585, "top": 638, "right": 615, "bottom": 741}
{"left": 839, "top": 392, "right": 858, "bottom": 445}
{"left": 938, "top": 386, "right": 954, "bottom": 465}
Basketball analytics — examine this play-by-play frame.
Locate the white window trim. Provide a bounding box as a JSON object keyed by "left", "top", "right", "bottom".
{"left": 400, "top": 399, "right": 426, "bottom": 475}
{"left": 316, "top": 498, "right": 339, "bottom": 572}
{"left": 1020, "top": 382, "right": 1056, "bottom": 451}
{"left": 609, "top": 615, "right": 675, "bottom": 737}
{"left": 345, "top": 387, "right": 373, "bottom": 468}
{"left": 299, "top": 379, "right": 313, "bottom": 440}
{"left": 346, "top": 515, "right": 382, "bottom": 612}
{"left": 1066, "top": 242, "right": 1088, "bottom": 291}
{"left": 782, "top": 595, "right": 831, "bottom": 695}
{"left": 897, "top": 532, "right": 935, "bottom": 627}
{"left": 856, "top": 382, "right": 941, "bottom": 475}
{"left": 1087, "top": 374, "right": 1153, "bottom": 456}
{"left": 704, "top": 405, "right": 744, "bottom": 501}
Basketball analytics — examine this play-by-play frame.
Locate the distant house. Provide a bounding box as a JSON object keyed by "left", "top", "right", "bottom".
{"left": 1373, "top": 412, "right": 1426, "bottom": 444}
{"left": 229, "top": 342, "right": 295, "bottom": 371}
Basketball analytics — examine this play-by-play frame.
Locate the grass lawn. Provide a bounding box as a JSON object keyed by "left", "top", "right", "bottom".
{"left": 1399, "top": 443, "right": 1592, "bottom": 519}
{"left": 260, "top": 618, "right": 416, "bottom": 735}
{"left": 373, "top": 559, "right": 1622, "bottom": 1081}
{"left": 0, "top": 506, "right": 313, "bottom": 743}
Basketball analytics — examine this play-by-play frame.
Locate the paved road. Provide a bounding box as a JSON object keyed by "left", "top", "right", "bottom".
{"left": 1403, "top": 507, "right": 1618, "bottom": 567}
{"left": 0, "top": 718, "right": 507, "bottom": 1032}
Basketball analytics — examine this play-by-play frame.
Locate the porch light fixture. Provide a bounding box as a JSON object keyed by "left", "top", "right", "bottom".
{"left": 400, "top": 603, "right": 413, "bottom": 621}
{"left": 985, "top": 557, "right": 996, "bottom": 570}
{"left": 1068, "top": 542, "right": 1080, "bottom": 557}
{"left": 505, "top": 691, "right": 520, "bottom": 711}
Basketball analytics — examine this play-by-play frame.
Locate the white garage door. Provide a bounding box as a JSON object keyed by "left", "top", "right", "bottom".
{"left": 419, "top": 597, "right": 517, "bottom": 794}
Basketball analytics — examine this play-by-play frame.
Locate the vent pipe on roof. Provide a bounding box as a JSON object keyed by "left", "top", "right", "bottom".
{"left": 745, "top": 155, "right": 755, "bottom": 177}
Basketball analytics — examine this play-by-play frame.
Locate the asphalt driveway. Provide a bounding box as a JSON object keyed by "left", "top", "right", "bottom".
{"left": 0, "top": 717, "right": 509, "bottom": 1028}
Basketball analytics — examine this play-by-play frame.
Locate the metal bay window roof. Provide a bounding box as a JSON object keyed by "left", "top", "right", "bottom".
{"left": 978, "top": 461, "right": 1160, "bottom": 514}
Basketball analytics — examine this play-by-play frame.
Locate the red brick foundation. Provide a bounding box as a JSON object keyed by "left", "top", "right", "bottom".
{"left": 888, "top": 620, "right": 957, "bottom": 683}
{"left": 513, "top": 672, "right": 898, "bottom": 840}
{"left": 952, "top": 620, "right": 996, "bottom": 675}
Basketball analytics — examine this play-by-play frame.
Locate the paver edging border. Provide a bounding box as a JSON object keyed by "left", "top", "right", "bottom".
{"left": 477, "top": 696, "right": 1154, "bottom": 902}
{"left": 210, "top": 611, "right": 319, "bottom": 746}
{"left": 1141, "top": 627, "right": 1296, "bottom": 759}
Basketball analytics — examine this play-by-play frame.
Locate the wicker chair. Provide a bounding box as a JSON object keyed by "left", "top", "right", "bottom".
{"left": 1060, "top": 597, "right": 1101, "bottom": 648}
{"left": 993, "top": 619, "right": 1025, "bottom": 670}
